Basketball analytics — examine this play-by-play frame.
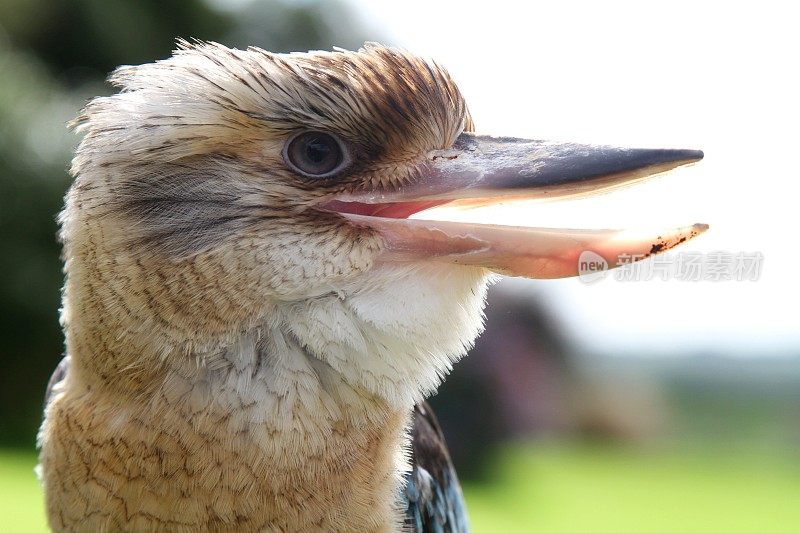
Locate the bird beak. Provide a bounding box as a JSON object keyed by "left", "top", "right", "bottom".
{"left": 326, "top": 132, "right": 707, "bottom": 279}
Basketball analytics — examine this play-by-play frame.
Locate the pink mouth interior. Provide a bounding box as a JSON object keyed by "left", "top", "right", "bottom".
{"left": 323, "top": 200, "right": 450, "bottom": 219}
{"left": 323, "top": 197, "right": 708, "bottom": 280}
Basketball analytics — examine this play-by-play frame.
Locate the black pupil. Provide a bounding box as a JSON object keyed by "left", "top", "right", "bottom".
{"left": 287, "top": 132, "right": 343, "bottom": 176}
{"left": 305, "top": 137, "right": 331, "bottom": 164}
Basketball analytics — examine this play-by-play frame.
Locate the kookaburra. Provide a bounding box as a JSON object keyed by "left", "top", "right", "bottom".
{"left": 38, "top": 41, "right": 705, "bottom": 531}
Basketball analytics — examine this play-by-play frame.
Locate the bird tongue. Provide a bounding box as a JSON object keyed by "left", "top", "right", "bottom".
{"left": 340, "top": 212, "right": 708, "bottom": 279}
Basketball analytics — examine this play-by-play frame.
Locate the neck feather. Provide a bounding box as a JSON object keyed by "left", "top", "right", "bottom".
{"left": 52, "top": 248, "right": 489, "bottom": 529}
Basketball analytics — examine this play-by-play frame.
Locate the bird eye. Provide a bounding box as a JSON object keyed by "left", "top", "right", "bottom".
{"left": 283, "top": 131, "right": 350, "bottom": 178}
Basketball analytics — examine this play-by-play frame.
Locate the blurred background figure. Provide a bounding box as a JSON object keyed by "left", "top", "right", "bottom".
{"left": 1, "top": 1, "right": 798, "bottom": 531}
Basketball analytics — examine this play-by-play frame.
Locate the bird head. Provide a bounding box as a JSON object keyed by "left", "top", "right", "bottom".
{"left": 64, "top": 42, "right": 704, "bottom": 403}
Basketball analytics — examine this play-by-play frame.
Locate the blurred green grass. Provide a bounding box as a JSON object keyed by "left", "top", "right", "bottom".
{"left": 0, "top": 450, "right": 47, "bottom": 532}
{"left": 3, "top": 444, "right": 799, "bottom": 532}
{"left": 464, "top": 443, "right": 800, "bottom": 533}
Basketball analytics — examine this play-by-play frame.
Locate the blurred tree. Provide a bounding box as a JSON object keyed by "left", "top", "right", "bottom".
{"left": 0, "top": 0, "right": 375, "bottom": 447}
{"left": 0, "top": 0, "right": 233, "bottom": 85}
{"left": 223, "top": 0, "right": 375, "bottom": 53}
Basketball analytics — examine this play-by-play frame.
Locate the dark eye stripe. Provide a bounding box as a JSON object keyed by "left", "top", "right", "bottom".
{"left": 283, "top": 131, "right": 351, "bottom": 178}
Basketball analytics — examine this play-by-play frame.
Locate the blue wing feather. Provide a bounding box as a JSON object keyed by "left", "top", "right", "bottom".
{"left": 403, "top": 401, "right": 470, "bottom": 532}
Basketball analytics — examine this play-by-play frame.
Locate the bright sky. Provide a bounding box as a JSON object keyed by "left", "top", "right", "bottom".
{"left": 351, "top": 0, "right": 799, "bottom": 355}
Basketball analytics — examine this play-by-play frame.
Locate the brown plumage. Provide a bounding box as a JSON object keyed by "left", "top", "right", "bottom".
{"left": 40, "top": 42, "right": 481, "bottom": 532}
{"left": 38, "top": 40, "right": 705, "bottom": 532}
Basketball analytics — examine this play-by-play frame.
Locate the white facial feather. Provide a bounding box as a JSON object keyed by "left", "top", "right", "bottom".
{"left": 280, "top": 262, "right": 491, "bottom": 407}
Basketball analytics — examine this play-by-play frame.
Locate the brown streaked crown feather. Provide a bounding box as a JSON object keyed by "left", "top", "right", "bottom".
{"left": 72, "top": 41, "right": 472, "bottom": 184}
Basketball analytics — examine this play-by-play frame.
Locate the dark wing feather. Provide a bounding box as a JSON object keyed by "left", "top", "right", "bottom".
{"left": 404, "top": 401, "right": 470, "bottom": 532}
{"left": 44, "top": 356, "right": 69, "bottom": 409}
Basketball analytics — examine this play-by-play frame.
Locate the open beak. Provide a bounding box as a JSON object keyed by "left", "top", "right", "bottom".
{"left": 325, "top": 132, "right": 707, "bottom": 279}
